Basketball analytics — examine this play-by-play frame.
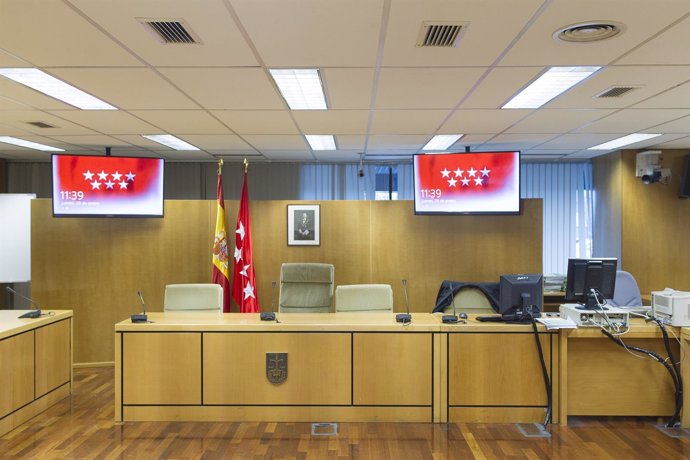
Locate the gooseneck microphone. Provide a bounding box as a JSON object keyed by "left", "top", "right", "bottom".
{"left": 6, "top": 286, "right": 42, "bottom": 318}
{"left": 442, "top": 282, "right": 459, "bottom": 323}
{"left": 131, "top": 290, "right": 148, "bottom": 323}
{"left": 395, "top": 279, "right": 412, "bottom": 323}
{"left": 260, "top": 281, "right": 277, "bottom": 321}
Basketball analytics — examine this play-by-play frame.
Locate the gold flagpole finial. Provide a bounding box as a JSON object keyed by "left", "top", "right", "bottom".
{"left": 217, "top": 158, "right": 223, "bottom": 174}
{"left": 243, "top": 158, "right": 248, "bottom": 173}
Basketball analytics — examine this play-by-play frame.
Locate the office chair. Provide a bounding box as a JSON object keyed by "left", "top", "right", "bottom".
{"left": 335, "top": 284, "right": 393, "bottom": 313}
{"left": 607, "top": 271, "right": 643, "bottom": 307}
{"left": 163, "top": 284, "right": 223, "bottom": 311}
{"left": 444, "top": 286, "right": 496, "bottom": 315}
{"left": 279, "top": 263, "right": 334, "bottom": 313}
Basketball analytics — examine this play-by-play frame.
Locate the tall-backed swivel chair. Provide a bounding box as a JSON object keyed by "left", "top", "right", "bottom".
{"left": 607, "top": 271, "right": 643, "bottom": 307}
{"left": 163, "top": 284, "right": 223, "bottom": 312}
{"left": 279, "top": 263, "right": 334, "bottom": 313}
{"left": 335, "top": 284, "right": 393, "bottom": 313}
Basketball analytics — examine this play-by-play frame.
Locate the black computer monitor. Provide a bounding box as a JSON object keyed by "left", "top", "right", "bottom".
{"left": 499, "top": 274, "right": 543, "bottom": 321}
{"left": 564, "top": 258, "right": 617, "bottom": 310}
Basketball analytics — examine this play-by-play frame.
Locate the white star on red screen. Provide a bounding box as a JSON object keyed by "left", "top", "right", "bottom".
{"left": 83, "top": 170, "right": 94, "bottom": 181}
{"left": 461, "top": 178, "right": 470, "bottom": 186}
{"left": 118, "top": 181, "right": 128, "bottom": 189}
{"left": 243, "top": 282, "right": 255, "bottom": 300}
{"left": 467, "top": 168, "right": 477, "bottom": 177}
{"left": 126, "top": 172, "right": 136, "bottom": 181}
{"left": 236, "top": 221, "right": 245, "bottom": 241}
{"left": 90, "top": 180, "right": 101, "bottom": 190}
{"left": 448, "top": 178, "right": 458, "bottom": 187}
{"left": 441, "top": 168, "right": 451, "bottom": 178}
{"left": 474, "top": 177, "right": 484, "bottom": 186}
{"left": 97, "top": 170, "right": 108, "bottom": 181}
{"left": 481, "top": 167, "right": 491, "bottom": 177}
{"left": 105, "top": 180, "right": 115, "bottom": 189}
{"left": 454, "top": 168, "right": 464, "bottom": 177}
{"left": 111, "top": 171, "right": 122, "bottom": 181}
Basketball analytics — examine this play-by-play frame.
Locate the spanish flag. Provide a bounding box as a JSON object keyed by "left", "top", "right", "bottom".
{"left": 212, "top": 160, "right": 231, "bottom": 312}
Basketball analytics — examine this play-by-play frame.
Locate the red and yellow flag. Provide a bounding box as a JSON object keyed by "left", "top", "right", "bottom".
{"left": 212, "top": 160, "right": 231, "bottom": 312}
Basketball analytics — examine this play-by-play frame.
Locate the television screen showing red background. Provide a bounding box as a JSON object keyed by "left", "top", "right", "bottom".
{"left": 52, "top": 154, "right": 164, "bottom": 217}
{"left": 413, "top": 151, "right": 520, "bottom": 215}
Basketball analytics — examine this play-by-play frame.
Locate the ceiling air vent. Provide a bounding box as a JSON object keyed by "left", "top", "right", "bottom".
{"left": 595, "top": 86, "right": 640, "bottom": 98}
{"left": 554, "top": 22, "right": 625, "bottom": 43}
{"left": 416, "top": 22, "right": 468, "bottom": 47}
{"left": 26, "top": 121, "right": 57, "bottom": 128}
{"left": 139, "top": 18, "right": 201, "bottom": 44}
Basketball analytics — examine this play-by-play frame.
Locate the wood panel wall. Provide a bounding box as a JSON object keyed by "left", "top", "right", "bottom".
{"left": 618, "top": 150, "right": 690, "bottom": 294}
{"left": 31, "top": 198, "right": 542, "bottom": 364}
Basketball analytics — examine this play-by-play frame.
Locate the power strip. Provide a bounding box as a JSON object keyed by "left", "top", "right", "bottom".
{"left": 559, "top": 304, "right": 629, "bottom": 328}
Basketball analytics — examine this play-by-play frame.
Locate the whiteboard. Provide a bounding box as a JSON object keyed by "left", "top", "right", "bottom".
{"left": 0, "top": 194, "right": 34, "bottom": 282}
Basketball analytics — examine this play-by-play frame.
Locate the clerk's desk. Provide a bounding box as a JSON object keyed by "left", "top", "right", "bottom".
{"left": 114, "top": 312, "right": 682, "bottom": 426}
{"left": 0, "top": 310, "right": 72, "bottom": 436}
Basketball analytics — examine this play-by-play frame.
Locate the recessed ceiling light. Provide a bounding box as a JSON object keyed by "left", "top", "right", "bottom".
{"left": 269, "top": 69, "right": 328, "bottom": 110}
{"left": 502, "top": 66, "right": 601, "bottom": 109}
{"left": 588, "top": 133, "right": 662, "bottom": 150}
{"left": 0, "top": 68, "right": 117, "bottom": 110}
{"left": 0, "top": 136, "right": 64, "bottom": 152}
{"left": 305, "top": 135, "right": 336, "bottom": 151}
{"left": 142, "top": 134, "right": 200, "bottom": 151}
{"left": 554, "top": 22, "right": 624, "bottom": 43}
{"left": 422, "top": 134, "right": 463, "bottom": 151}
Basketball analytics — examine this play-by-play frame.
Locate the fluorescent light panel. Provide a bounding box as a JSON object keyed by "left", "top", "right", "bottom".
{"left": 0, "top": 136, "right": 64, "bottom": 152}
{"left": 305, "top": 135, "right": 336, "bottom": 150}
{"left": 502, "top": 66, "right": 601, "bottom": 109}
{"left": 269, "top": 69, "right": 328, "bottom": 110}
{"left": 422, "top": 134, "right": 463, "bottom": 151}
{"left": 143, "top": 134, "right": 200, "bottom": 151}
{"left": 0, "top": 68, "right": 117, "bottom": 110}
{"left": 588, "top": 133, "right": 662, "bottom": 150}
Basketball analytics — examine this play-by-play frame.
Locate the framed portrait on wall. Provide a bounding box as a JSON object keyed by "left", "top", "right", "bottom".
{"left": 287, "top": 204, "right": 320, "bottom": 246}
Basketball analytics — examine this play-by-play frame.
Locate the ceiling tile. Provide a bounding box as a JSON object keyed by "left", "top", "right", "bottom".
{"left": 313, "top": 150, "right": 363, "bottom": 162}
{"left": 617, "top": 15, "right": 690, "bottom": 65}
{"left": 442, "top": 109, "right": 532, "bottom": 133}
{"left": 130, "top": 110, "right": 231, "bottom": 134}
{"left": 370, "top": 110, "right": 450, "bottom": 134}
{"left": 293, "top": 111, "right": 369, "bottom": 135}
{"left": 322, "top": 68, "right": 375, "bottom": 110}
{"left": 462, "top": 67, "right": 543, "bottom": 109}
{"left": 506, "top": 109, "right": 616, "bottom": 133}
{"left": 632, "top": 81, "right": 690, "bottom": 109}
{"left": 0, "top": 111, "right": 98, "bottom": 135}
{"left": 211, "top": 111, "right": 298, "bottom": 135}
{"left": 336, "top": 135, "right": 365, "bottom": 151}
{"left": 242, "top": 135, "right": 309, "bottom": 150}
{"left": 47, "top": 111, "right": 158, "bottom": 134}
{"left": 367, "top": 135, "right": 428, "bottom": 150}
{"left": 173, "top": 134, "right": 253, "bottom": 150}
{"left": 261, "top": 150, "right": 315, "bottom": 161}
{"left": 573, "top": 109, "right": 689, "bottom": 133}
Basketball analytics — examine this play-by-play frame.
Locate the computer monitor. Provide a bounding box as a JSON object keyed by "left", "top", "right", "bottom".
{"left": 499, "top": 274, "right": 543, "bottom": 321}
{"left": 564, "top": 258, "right": 618, "bottom": 310}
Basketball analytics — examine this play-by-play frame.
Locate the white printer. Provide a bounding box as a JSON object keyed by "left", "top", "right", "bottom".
{"left": 652, "top": 289, "right": 690, "bottom": 327}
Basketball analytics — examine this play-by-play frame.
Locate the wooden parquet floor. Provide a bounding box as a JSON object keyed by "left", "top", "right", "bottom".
{"left": 1, "top": 367, "right": 690, "bottom": 459}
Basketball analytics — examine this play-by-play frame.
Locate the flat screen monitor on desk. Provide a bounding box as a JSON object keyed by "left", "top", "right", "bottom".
{"left": 564, "top": 258, "right": 617, "bottom": 310}
{"left": 499, "top": 274, "right": 543, "bottom": 322}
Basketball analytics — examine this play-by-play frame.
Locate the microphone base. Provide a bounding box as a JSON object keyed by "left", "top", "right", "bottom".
{"left": 131, "top": 314, "right": 148, "bottom": 323}
{"left": 395, "top": 313, "right": 412, "bottom": 323}
{"left": 260, "top": 312, "right": 276, "bottom": 321}
{"left": 442, "top": 314, "right": 459, "bottom": 324}
{"left": 18, "top": 310, "right": 41, "bottom": 319}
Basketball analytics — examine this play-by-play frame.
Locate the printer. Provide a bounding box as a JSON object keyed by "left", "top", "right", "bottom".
{"left": 652, "top": 289, "right": 690, "bottom": 327}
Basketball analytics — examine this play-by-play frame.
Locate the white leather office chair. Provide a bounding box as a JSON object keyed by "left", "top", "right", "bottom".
{"left": 335, "top": 284, "right": 393, "bottom": 312}
{"left": 163, "top": 284, "right": 223, "bottom": 311}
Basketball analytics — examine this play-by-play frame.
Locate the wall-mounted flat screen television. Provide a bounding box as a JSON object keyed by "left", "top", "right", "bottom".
{"left": 52, "top": 154, "right": 164, "bottom": 217}
{"left": 413, "top": 151, "right": 520, "bottom": 215}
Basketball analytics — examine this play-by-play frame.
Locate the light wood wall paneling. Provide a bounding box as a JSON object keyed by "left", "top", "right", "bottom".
{"left": 619, "top": 150, "right": 690, "bottom": 294}
{"left": 31, "top": 199, "right": 213, "bottom": 364}
{"left": 35, "top": 319, "right": 71, "bottom": 398}
{"left": 370, "top": 200, "right": 542, "bottom": 313}
{"left": 0, "top": 331, "right": 34, "bottom": 418}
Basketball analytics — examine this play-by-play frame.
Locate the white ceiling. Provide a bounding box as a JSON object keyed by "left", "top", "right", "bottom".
{"left": 0, "top": 0, "right": 688, "bottom": 163}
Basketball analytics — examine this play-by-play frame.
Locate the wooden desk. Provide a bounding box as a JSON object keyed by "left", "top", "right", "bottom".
{"left": 0, "top": 310, "right": 72, "bottom": 436}
{"left": 115, "top": 312, "right": 440, "bottom": 423}
{"left": 560, "top": 319, "right": 680, "bottom": 425}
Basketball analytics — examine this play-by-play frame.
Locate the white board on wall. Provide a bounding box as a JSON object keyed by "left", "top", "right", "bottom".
{"left": 0, "top": 194, "right": 35, "bottom": 282}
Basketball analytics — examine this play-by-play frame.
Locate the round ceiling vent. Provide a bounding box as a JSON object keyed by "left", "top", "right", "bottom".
{"left": 554, "top": 22, "right": 625, "bottom": 43}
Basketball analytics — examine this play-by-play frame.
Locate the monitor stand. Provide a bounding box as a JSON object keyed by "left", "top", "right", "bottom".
{"left": 575, "top": 292, "right": 608, "bottom": 311}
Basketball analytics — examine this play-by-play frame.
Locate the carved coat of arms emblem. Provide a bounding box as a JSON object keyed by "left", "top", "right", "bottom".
{"left": 266, "top": 352, "right": 288, "bottom": 384}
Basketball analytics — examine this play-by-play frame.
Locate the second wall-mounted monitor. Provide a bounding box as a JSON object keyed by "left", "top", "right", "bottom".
{"left": 413, "top": 151, "right": 520, "bottom": 215}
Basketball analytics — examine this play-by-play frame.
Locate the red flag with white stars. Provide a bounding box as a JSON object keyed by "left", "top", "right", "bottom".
{"left": 414, "top": 152, "right": 520, "bottom": 213}
{"left": 231, "top": 167, "right": 259, "bottom": 312}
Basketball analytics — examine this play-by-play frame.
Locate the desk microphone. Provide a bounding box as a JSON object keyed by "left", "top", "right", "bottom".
{"left": 131, "top": 290, "right": 148, "bottom": 323}
{"left": 395, "top": 279, "right": 412, "bottom": 323}
{"left": 260, "top": 281, "right": 277, "bottom": 321}
{"left": 6, "top": 286, "right": 42, "bottom": 318}
{"left": 442, "top": 282, "right": 459, "bottom": 323}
